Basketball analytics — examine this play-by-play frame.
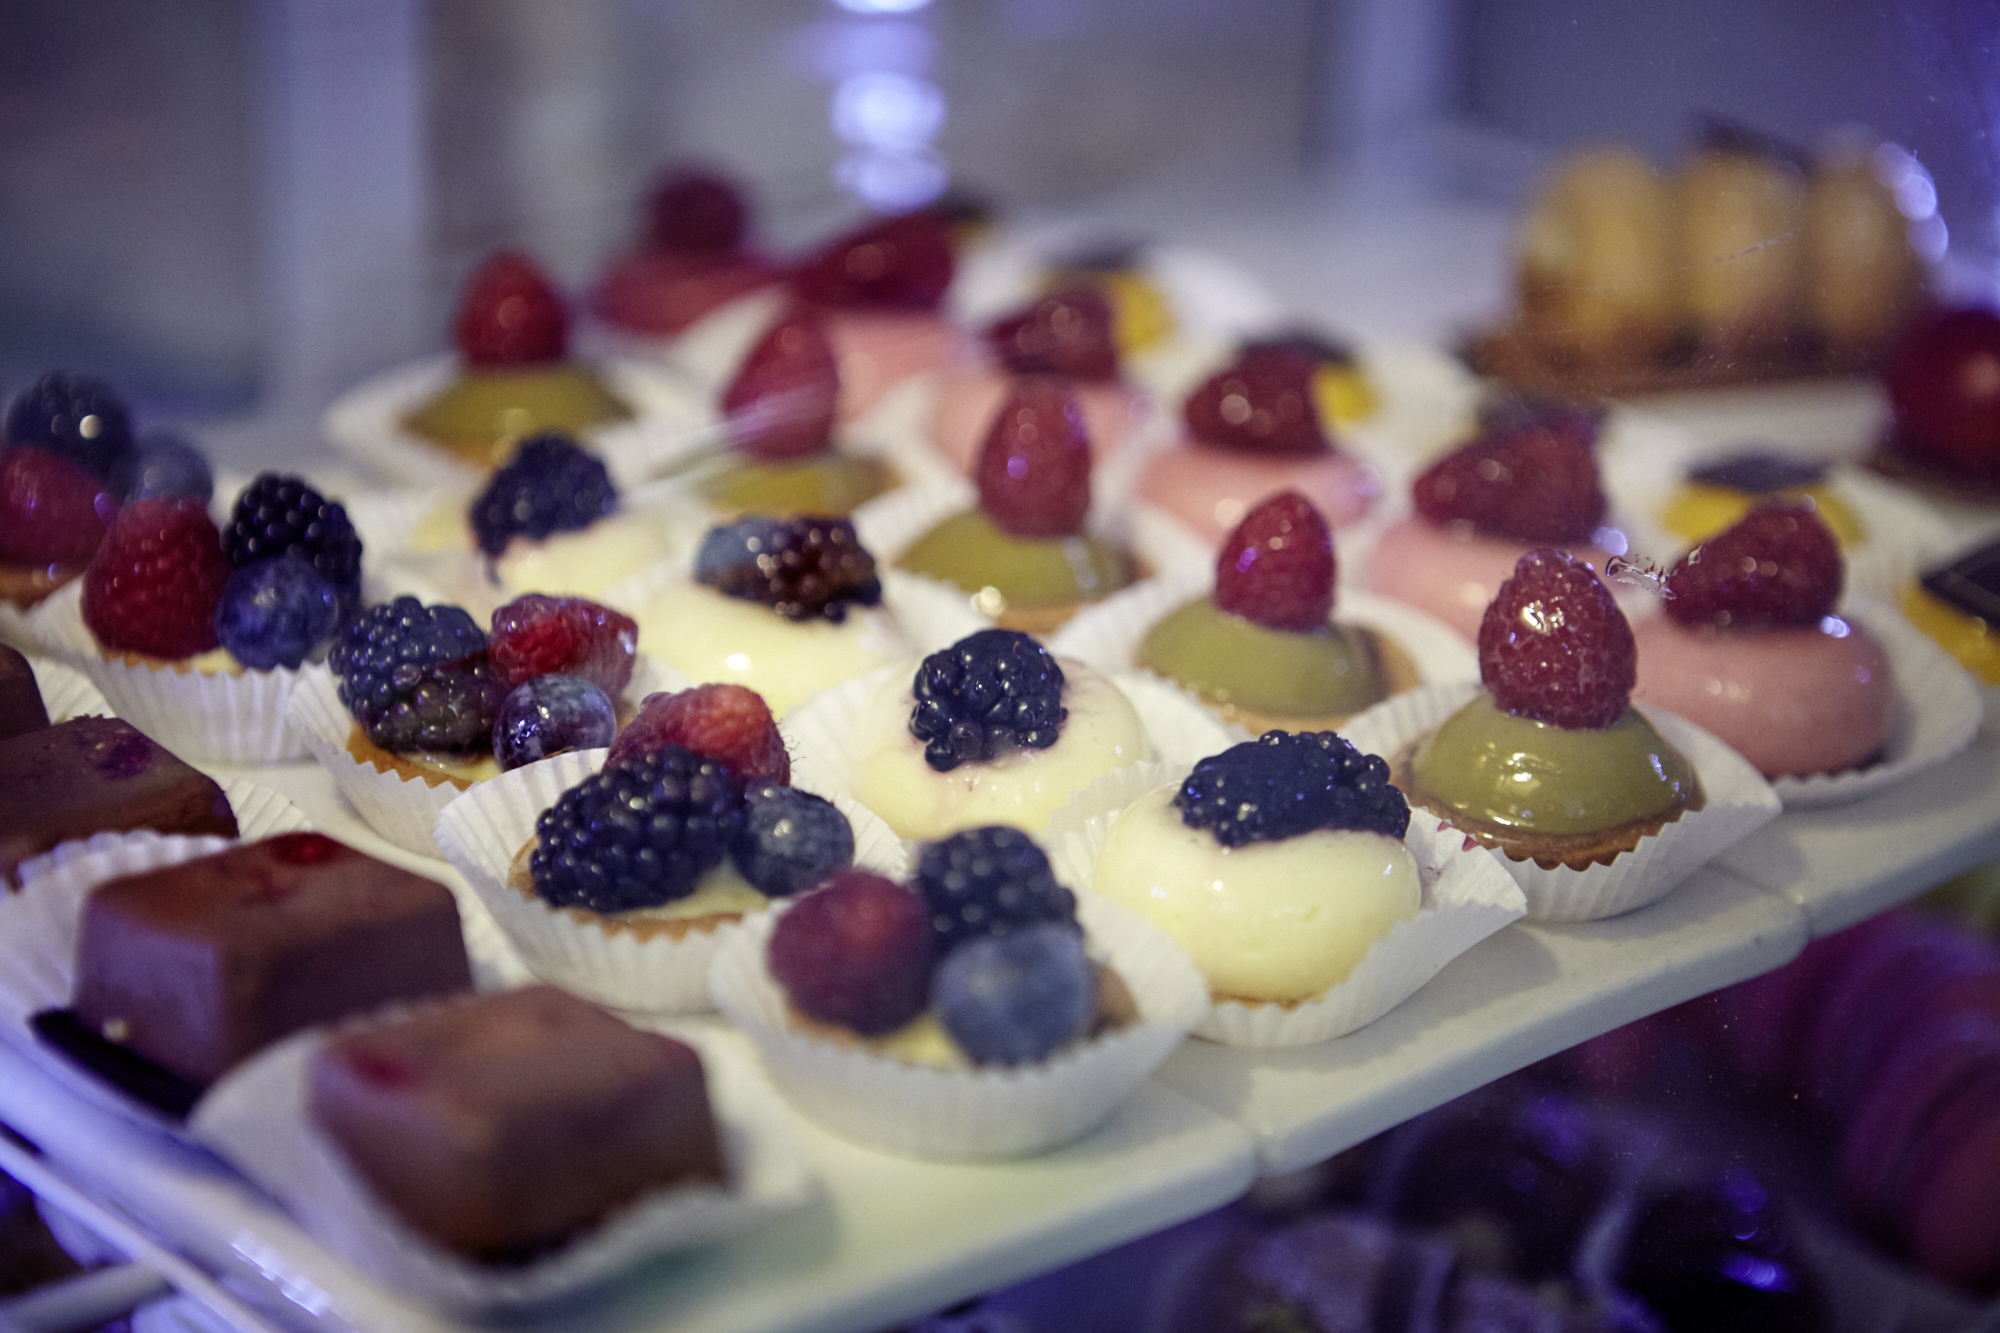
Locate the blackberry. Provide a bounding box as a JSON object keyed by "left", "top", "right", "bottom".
{"left": 908, "top": 629, "right": 1065, "bottom": 773}
{"left": 731, "top": 783, "right": 854, "bottom": 896}
{"left": 1175, "top": 731, "right": 1409, "bottom": 848}
{"left": 469, "top": 434, "right": 617, "bottom": 557}
{"left": 914, "top": 826, "right": 1076, "bottom": 952}
{"left": 530, "top": 744, "right": 745, "bottom": 912}
{"left": 694, "top": 515, "right": 881, "bottom": 622}
{"left": 327, "top": 596, "right": 507, "bottom": 753}
{"left": 223, "top": 473, "right": 363, "bottom": 618}
{"left": 5, "top": 371, "right": 135, "bottom": 481}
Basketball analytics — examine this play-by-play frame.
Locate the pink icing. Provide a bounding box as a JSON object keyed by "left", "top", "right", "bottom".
{"left": 928, "top": 367, "right": 1147, "bottom": 471}
{"left": 822, "top": 311, "right": 974, "bottom": 422}
{"left": 1631, "top": 613, "right": 1893, "bottom": 779}
{"left": 591, "top": 253, "right": 780, "bottom": 336}
{"left": 1364, "top": 516, "right": 1612, "bottom": 642}
{"left": 1136, "top": 441, "right": 1381, "bottom": 546}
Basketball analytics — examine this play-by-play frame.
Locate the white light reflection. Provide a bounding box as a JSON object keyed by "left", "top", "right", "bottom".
{"left": 833, "top": 72, "right": 945, "bottom": 151}
{"left": 833, "top": 0, "right": 932, "bottom": 13}
{"left": 1591, "top": 526, "right": 1630, "bottom": 558}
{"left": 1819, "top": 615, "right": 1852, "bottom": 639}
{"left": 837, "top": 148, "right": 948, "bottom": 210}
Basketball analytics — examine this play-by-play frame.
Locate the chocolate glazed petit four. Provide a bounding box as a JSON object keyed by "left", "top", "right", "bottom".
{"left": 0, "top": 644, "right": 49, "bottom": 741}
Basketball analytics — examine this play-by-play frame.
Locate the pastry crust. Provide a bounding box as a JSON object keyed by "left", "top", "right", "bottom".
{"left": 345, "top": 725, "right": 490, "bottom": 791}
{"left": 0, "top": 562, "right": 78, "bottom": 611}
{"left": 505, "top": 836, "right": 744, "bottom": 942}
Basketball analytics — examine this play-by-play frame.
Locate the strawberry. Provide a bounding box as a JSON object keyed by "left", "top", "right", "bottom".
{"left": 81, "top": 496, "right": 231, "bottom": 660}
{"left": 792, "top": 210, "right": 954, "bottom": 310}
{"left": 1663, "top": 503, "right": 1842, "bottom": 629}
{"left": 767, "top": 870, "right": 935, "bottom": 1035}
{"left": 1212, "top": 490, "right": 1335, "bottom": 631}
{"left": 1412, "top": 418, "right": 1606, "bottom": 544}
{"left": 644, "top": 167, "right": 747, "bottom": 256}
{"left": 1183, "top": 345, "right": 1330, "bottom": 455}
{"left": 453, "top": 251, "right": 568, "bottom": 368}
{"left": 1478, "top": 548, "right": 1635, "bottom": 730}
{"left": 0, "top": 447, "right": 117, "bottom": 566}
{"left": 488, "top": 594, "right": 638, "bottom": 694}
{"left": 974, "top": 378, "right": 1092, "bottom": 538}
{"left": 985, "top": 286, "right": 1119, "bottom": 380}
{"left": 607, "top": 683, "right": 789, "bottom": 784}
{"left": 722, "top": 308, "right": 839, "bottom": 460}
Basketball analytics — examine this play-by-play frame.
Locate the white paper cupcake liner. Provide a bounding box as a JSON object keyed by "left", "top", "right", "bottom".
{"left": 29, "top": 657, "right": 112, "bottom": 723}
{"left": 0, "top": 600, "right": 50, "bottom": 657}
{"left": 31, "top": 583, "right": 312, "bottom": 764}
{"left": 1043, "top": 760, "right": 1526, "bottom": 1046}
{"left": 188, "top": 1000, "right": 814, "bottom": 1309}
{"left": 709, "top": 889, "right": 1206, "bottom": 1159}
{"left": 433, "top": 747, "right": 908, "bottom": 1014}
{"left": 1341, "top": 683, "right": 1781, "bottom": 922}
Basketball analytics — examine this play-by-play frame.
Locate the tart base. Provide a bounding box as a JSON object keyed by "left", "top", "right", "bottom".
{"left": 505, "top": 838, "right": 743, "bottom": 944}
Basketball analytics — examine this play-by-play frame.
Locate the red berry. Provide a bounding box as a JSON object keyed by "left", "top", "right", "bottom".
{"left": 1183, "top": 345, "right": 1330, "bottom": 455}
{"left": 488, "top": 594, "right": 638, "bottom": 693}
{"left": 82, "top": 497, "right": 231, "bottom": 660}
{"left": 0, "top": 447, "right": 117, "bottom": 566}
{"left": 722, "top": 308, "right": 840, "bottom": 461}
{"left": 644, "top": 167, "right": 748, "bottom": 256}
{"left": 1212, "top": 490, "right": 1335, "bottom": 631}
{"left": 1885, "top": 306, "right": 2000, "bottom": 480}
{"left": 767, "top": 870, "right": 935, "bottom": 1035}
{"left": 792, "top": 211, "right": 955, "bottom": 310}
{"left": 974, "top": 378, "right": 1092, "bottom": 538}
{"left": 1478, "top": 548, "right": 1635, "bottom": 730}
{"left": 1663, "top": 503, "right": 1842, "bottom": 629}
{"left": 985, "top": 286, "right": 1119, "bottom": 381}
{"left": 1412, "top": 418, "right": 1606, "bottom": 544}
{"left": 453, "top": 251, "right": 568, "bottom": 368}
{"left": 607, "top": 683, "right": 789, "bottom": 784}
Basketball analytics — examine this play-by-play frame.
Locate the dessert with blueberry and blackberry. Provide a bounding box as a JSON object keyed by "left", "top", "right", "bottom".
{"left": 898, "top": 379, "right": 1135, "bottom": 633}
{"left": 849, "top": 628, "right": 1150, "bottom": 841}
{"left": 590, "top": 165, "right": 781, "bottom": 340}
{"left": 1092, "top": 732, "right": 1418, "bottom": 1005}
{"left": 1, "top": 373, "right": 128, "bottom": 614}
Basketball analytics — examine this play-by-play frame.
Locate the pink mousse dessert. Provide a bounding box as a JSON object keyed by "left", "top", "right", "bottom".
{"left": 1632, "top": 503, "right": 1892, "bottom": 779}
{"left": 929, "top": 286, "right": 1148, "bottom": 471}
{"left": 591, "top": 166, "right": 781, "bottom": 337}
{"left": 1365, "top": 408, "right": 1615, "bottom": 642}
{"left": 1137, "top": 343, "right": 1379, "bottom": 545}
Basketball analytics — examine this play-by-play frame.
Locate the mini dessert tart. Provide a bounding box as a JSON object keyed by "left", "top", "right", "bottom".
{"left": 898, "top": 378, "right": 1135, "bottom": 633}
{"left": 403, "top": 251, "right": 632, "bottom": 469}
{"left": 626, "top": 514, "right": 903, "bottom": 714}
{"left": 1903, "top": 536, "right": 2000, "bottom": 686}
{"left": 848, "top": 629, "right": 1151, "bottom": 841}
{"left": 1366, "top": 407, "right": 1620, "bottom": 643}
{"left": 1877, "top": 306, "right": 2000, "bottom": 494}
{"left": 1632, "top": 504, "right": 1895, "bottom": 780}
{"left": 1136, "top": 491, "right": 1419, "bottom": 732}
{"left": 0, "top": 439, "right": 119, "bottom": 616}
{"left": 1039, "top": 236, "right": 1177, "bottom": 357}
{"left": 1091, "top": 732, "right": 1418, "bottom": 1006}
{"left": 590, "top": 166, "right": 782, "bottom": 339}
{"left": 327, "top": 597, "right": 512, "bottom": 791}
{"left": 1394, "top": 549, "right": 1701, "bottom": 871}
{"left": 1136, "top": 342, "right": 1382, "bottom": 545}
{"left": 1659, "top": 451, "right": 1863, "bottom": 550}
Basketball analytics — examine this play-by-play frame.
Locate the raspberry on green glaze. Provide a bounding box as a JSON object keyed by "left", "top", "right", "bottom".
{"left": 1478, "top": 548, "right": 1635, "bottom": 730}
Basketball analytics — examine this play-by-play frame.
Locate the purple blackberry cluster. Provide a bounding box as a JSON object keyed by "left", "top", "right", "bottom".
{"left": 470, "top": 434, "right": 617, "bottom": 557}
{"left": 1175, "top": 731, "right": 1409, "bottom": 848}
{"left": 695, "top": 515, "right": 881, "bottom": 622}
{"left": 3, "top": 371, "right": 135, "bottom": 481}
{"left": 908, "top": 629, "right": 1066, "bottom": 773}
{"left": 328, "top": 596, "right": 507, "bottom": 752}
{"left": 530, "top": 745, "right": 746, "bottom": 912}
{"left": 222, "top": 473, "right": 363, "bottom": 621}
{"left": 913, "top": 825, "right": 1077, "bottom": 951}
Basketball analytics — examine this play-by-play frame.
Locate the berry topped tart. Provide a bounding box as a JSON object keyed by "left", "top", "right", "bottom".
{"left": 590, "top": 164, "right": 782, "bottom": 339}
{"left": 0, "top": 373, "right": 129, "bottom": 622}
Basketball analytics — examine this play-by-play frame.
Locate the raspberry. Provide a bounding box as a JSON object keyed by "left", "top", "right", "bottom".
{"left": 932, "top": 923, "right": 1095, "bottom": 1066}
{"left": 792, "top": 210, "right": 954, "bottom": 310}
{"left": 1478, "top": 548, "right": 1635, "bottom": 729}
{"left": 1413, "top": 419, "right": 1606, "bottom": 544}
{"left": 1663, "top": 503, "right": 1843, "bottom": 629}
{"left": 731, "top": 783, "right": 854, "bottom": 896}
{"left": 4, "top": 371, "right": 135, "bottom": 481}
{"left": 529, "top": 744, "right": 744, "bottom": 912}
{"left": 222, "top": 473, "right": 363, "bottom": 619}
{"left": 644, "top": 167, "right": 748, "bottom": 255}
{"left": 0, "top": 447, "right": 117, "bottom": 566}
{"left": 767, "top": 870, "right": 934, "bottom": 1035}
{"left": 327, "top": 596, "right": 507, "bottom": 752}
{"left": 974, "top": 378, "right": 1092, "bottom": 538}
{"left": 985, "top": 286, "right": 1119, "bottom": 381}
{"left": 453, "top": 251, "right": 568, "bottom": 368}
{"left": 908, "top": 629, "right": 1066, "bottom": 773}
{"left": 1174, "top": 730, "right": 1408, "bottom": 847}
{"left": 1212, "top": 490, "right": 1335, "bottom": 632}
{"left": 721, "top": 308, "right": 839, "bottom": 461}
{"left": 1183, "top": 345, "right": 1330, "bottom": 456}
{"left": 487, "top": 594, "right": 637, "bottom": 694}
{"left": 913, "top": 826, "right": 1077, "bottom": 952}
{"left": 469, "top": 434, "right": 618, "bottom": 557}
{"left": 693, "top": 515, "right": 881, "bottom": 622}
{"left": 607, "top": 683, "right": 789, "bottom": 783}
{"left": 492, "top": 675, "right": 617, "bottom": 771}
{"left": 212, "top": 556, "right": 341, "bottom": 670}
{"left": 81, "top": 497, "right": 230, "bottom": 660}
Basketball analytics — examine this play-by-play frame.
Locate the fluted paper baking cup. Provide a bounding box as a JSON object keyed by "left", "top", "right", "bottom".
{"left": 189, "top": 1002, "right": 813, "bottom": 1309}
{"left": 1342, "top": 683, "right": 1781, "bottom": 922}
{"left": 287, "top": 667, "right": 479, "bottom": 857}
{"left": 1044, "top": 760, "right": 1526, "bottom": 1046}
{"left": 31, "top": 583, "right": 311, "bottom": 764}
{"left": 710, "top": 890, "right": 1206, "bottom": 1159}
{"left": 30, "top": 657, "right": 111, "bottom": 723}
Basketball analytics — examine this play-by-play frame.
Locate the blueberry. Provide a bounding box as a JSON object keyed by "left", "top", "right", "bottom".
{"left": 731, "top": 783, "right": 855, "bottom": 895}
{"left": 112, "top": 428, "right": 213, "bottom": 504}
{"left": 212, "top": 556, "right": 341, "bottom": 670}
{"left": 932, "top": 923, "right": 1096, "bottom": 1066}
{"left": 492, "top": 674, "right": 616, "bottom": 771}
